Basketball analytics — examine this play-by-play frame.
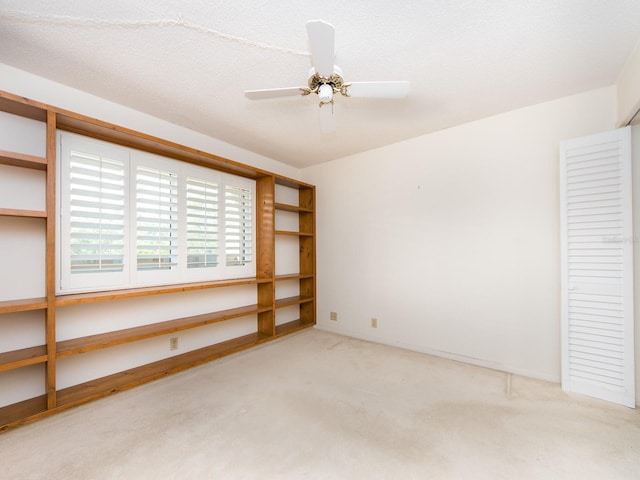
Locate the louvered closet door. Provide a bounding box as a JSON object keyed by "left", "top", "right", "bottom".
{"left": 560, "top": 127, "right": 635, "bottom": 408}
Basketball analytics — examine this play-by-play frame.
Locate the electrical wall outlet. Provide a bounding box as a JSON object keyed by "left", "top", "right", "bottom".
{"left": 371, "top": 318, "right": 378, "bottom": 328}
{"left": 330, "top": 311, "right": 338, "bottom": 321}
{"left": 170, "top": 337, "right": 179, "bottom": 350}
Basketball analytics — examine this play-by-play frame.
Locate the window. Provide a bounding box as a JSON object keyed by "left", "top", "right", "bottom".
{"left": 58, "top": 133, "right": 255, "bottom": 294}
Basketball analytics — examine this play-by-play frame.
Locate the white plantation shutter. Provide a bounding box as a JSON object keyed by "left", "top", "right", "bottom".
{"left": 560, "top": 127, "right": 635, "bottom": 408}
{"left": 59, "top": 136, "right": 129, "bottom": 293}
{"left": 69, "top": 152, "right": 126, "bottom": 273}
{"left": 225, "top": 184, "right": 253, "bottom": 267}
{"left": 59, "top": 133, "right": 255, "bottom": 293}
{"left": 186, "top": 177, "right": 219, "bottom": 268}
{"left": 135, "top": 165, "right": 179, "bottom": 271}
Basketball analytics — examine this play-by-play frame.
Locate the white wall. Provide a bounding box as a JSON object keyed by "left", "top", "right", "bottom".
{"left": 303, "top": 86, "right": 621, "bottom": 384}
{"left": 617, "top": 38, "right": 640, "bottom": 127}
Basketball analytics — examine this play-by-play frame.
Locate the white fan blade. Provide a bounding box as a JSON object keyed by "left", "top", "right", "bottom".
{"left": 319, "top": 103, "right": 335, "bottom": 134}
{"left": 346, "top": 81, "right": 410, "bottom": 99}
{"left": 306, "top": 20, "right": 335, "bottom": 77}
{"left": 244, "top": 87, "right": 307, "bottom": 100}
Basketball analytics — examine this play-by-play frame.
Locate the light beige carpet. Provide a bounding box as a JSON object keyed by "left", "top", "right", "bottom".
{"left": 0, "top": 328, "right": 639, "bottom": 479}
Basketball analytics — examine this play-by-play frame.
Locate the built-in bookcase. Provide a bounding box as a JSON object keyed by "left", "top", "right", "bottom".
{"left": 0, "top": 90, "right": 315, "bottom": 431}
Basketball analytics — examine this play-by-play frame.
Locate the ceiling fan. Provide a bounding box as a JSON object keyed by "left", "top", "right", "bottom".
{"left": 244, "top": 20, "right": 410, "bottom": 134}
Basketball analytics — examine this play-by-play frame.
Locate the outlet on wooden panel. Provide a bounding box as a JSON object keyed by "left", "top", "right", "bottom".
{"left": 330, "top": 312, "right": 337, "bottom": 321}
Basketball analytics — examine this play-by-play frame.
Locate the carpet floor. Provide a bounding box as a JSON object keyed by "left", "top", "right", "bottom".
{"left": 0, "top": 328, "right": 639, "bottom": 479}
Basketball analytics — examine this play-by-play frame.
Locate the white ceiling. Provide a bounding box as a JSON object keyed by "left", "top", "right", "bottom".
{"left": 1, "top": 1, "right": 640, "bottom": 168}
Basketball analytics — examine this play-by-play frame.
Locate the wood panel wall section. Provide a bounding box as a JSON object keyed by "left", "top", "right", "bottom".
{"left": 0, "top": 90, "right": 316, "bottom": 432}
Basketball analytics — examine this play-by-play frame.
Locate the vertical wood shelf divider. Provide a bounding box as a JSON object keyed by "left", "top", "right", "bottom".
{"left": 256, "top": 175, "right": 276, "bottom": 338}
{"left": 45, "top": 109, "right": 57, "bottom": 410}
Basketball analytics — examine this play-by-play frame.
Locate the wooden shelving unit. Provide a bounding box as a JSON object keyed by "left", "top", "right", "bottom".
{"left": 273, "top": 183, "right": 316, "bottom": 334}
{"left": 0, "top": 89, "right": 316, "bottom": 432}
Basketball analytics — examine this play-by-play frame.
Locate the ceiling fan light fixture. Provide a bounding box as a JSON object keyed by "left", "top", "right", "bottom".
{"left": 318, "top": 83, "right": 333, "bottom": 104}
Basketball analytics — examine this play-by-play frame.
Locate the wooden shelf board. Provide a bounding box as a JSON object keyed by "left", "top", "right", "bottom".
{"left": 0, "top": 208, "right": 47, "bottom": 218}
{"left": 56, "top": 332, "right": 267, "bottom": 408}
{"left": 57, "top": 304, "right": 271, "bottom": 358}
{"left": 275, "top": 273, "right": 315, "bottom": 282}
{"left": 274, "top": 175, "right": 314, "bottom": 189}
{"left": 274, "top": 202, "right": 313, "bottom": 214}
{"left": 275, "top": 319, "right": 314, "bottom": 336}
{"left": 0, "top": 297, "right": 47, "bottom": 314}
{"left": 0, "top": 395, "right": 48, "bottom": 431}
{"left": 275, "top": 230, "right": 314, "bottom": 237}
{"left": 56, "top": 277, "right": 263, "bottom": 306}
{"left": 0, "top": 346, "right": 48, "bottom": 373}
{"left": 0, "top": 150, "right": 47, "bottom": 170}
{"left": 275, "top": 295, "right": 314, "bottom": 309}
{"left": 0, "top": 92, "right": 48, "bottom": 122}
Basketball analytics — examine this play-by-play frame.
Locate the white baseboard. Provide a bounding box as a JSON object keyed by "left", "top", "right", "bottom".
{"left": 313, "top": 324, "right": 560, "bottom": 384}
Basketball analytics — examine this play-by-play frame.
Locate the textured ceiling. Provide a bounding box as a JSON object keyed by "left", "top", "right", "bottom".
{"left": 1, "top": 1, "right": 640, "bottom": 168}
